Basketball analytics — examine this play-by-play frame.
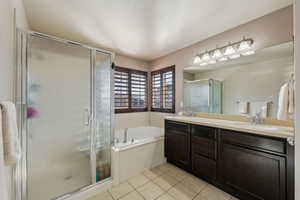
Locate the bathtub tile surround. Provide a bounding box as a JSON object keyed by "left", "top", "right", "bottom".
{"left": 112, "top": 126, "right": 166, "bottom": 185}
{"left": 87, "top": 163, "right": 238, "bottom": 200}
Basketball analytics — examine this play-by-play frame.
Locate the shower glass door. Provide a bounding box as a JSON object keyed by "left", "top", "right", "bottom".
{"left": 94, "top": 51, "right": 112, "bottom": 182}
{"left": 27, "top": 35, "right": 92, "bottom": 200}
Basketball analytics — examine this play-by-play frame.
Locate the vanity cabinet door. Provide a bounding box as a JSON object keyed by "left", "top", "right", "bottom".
{"left": 219, "top": 142, "right": 286, "bottom": 200}
{"left": 165, "top": 120, "right": 190, "bottom": 169}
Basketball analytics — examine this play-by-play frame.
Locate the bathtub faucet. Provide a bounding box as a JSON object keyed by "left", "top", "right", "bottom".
{"left": 123, "top": 128, "right": 128, "bottom": 143}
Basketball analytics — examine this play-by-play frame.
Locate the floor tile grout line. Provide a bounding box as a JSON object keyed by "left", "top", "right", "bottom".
{"left": 191, "top": 183, "right": 209, "bottom": 200}
{"left": 131, "top": 173, "right": 166, "bottom": 200}
{"left": 107, "top": 190, "right": 115, "bottom": 200}
{"left": 109, "top": 181, "right": 135, "bottom": 200}
{"left": 128, "top": 179, "right": 147, "bottom": 200}
{"left": 103, "top": 163, "right": 233, "bottom": 200}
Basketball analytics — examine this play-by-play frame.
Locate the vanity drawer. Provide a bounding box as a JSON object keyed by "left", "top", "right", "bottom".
{"left": 192, "top": 154, "right": 217, "bottom": 181}
{"left": 220, "top": 129, "right": 286, "bottom": 154}
{"left": 191, "top": 125, "right": 216, "bottom": 140}
{"left": 165, "top": 120, "right": 189, "bottom": 134}
{"left": 192, "top": 137, "right": 216, "bottom": 160}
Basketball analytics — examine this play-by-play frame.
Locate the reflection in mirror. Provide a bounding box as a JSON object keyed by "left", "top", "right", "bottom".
{"left": 183, "top": 41, "right": 294, "bottom": 120}
{"left": 184, "top": 79, "right": 222, "bottom": 113}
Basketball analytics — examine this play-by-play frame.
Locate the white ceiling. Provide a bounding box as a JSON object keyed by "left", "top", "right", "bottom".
{"left": 23, "top": 0, "right": 293, "bottom": 61}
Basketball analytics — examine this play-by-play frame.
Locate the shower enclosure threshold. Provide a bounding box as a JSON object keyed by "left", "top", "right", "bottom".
{"left": 55, "top": 178, "right": 113, "bottom": 200}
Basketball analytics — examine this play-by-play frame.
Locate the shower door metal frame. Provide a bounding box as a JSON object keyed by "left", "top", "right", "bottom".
{"left": 14, "top": 29, "right": 115, "bottom": 200}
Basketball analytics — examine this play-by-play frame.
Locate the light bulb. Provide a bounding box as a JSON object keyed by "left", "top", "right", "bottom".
{"left": 239, "top": 40, "right": 251, "bottom": 51}
{"left": 218, "top": 57, "right": 228, "bottom": 62}
{"left": 202, "top": 52, "right": 210, "bottom": 61}
{"left": 242, "top": 50, "right": 255, "bottom": 56}
{"left": 193, "top": 55, "right": 201, "bottom": 64}
{"left": 224, "top": 45, "right": 236, "bottom": 55}
{"left": 229, "top": 54, "right": 241, "bottom": 59}
{"left": 212, "top": 49, "right": 222, "bottom": 58}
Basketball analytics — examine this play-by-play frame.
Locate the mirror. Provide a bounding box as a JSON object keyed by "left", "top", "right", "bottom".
{"left": 183, "top": 41, "right": 294, "bottom": 120}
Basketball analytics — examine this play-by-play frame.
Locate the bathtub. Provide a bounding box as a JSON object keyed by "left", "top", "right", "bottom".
{"left": 111, "top": 126, "right": 166, "bottom": 185}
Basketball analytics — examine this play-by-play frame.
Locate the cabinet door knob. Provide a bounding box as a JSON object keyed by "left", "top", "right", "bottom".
{"left": 287, "top": 137, "right": 295, "bottom": 146}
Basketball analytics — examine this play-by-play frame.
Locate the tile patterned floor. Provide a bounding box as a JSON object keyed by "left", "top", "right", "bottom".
{"left": 87, "top": 163, "right": 239, "bottom": 200}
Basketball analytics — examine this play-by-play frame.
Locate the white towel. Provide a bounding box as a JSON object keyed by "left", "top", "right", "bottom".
{"left": 277, "top": 83, "right": 289, "bottom": 120}
{"left": 0, "top": 101, "right": 21, "bottom": 165}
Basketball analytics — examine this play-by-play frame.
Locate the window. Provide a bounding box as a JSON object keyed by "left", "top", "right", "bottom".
{"left": 114, "top": 66, "right": 148, "bottom": 113}
{"left": 151, "top": 65, "right": 175, "bottom": 113}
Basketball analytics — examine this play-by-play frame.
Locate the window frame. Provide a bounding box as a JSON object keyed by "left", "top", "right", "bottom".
{"left": 150, "top": 65, "right": 175, "bottom": 113}
{"left": 114, "top": 66, "right": 148, "bottom": 113}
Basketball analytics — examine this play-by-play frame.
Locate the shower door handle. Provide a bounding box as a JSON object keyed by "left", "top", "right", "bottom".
{"left": 84, "top": 108, "right": 90, "bottom": 126}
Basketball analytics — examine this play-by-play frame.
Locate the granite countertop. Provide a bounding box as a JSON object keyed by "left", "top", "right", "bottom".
{"left": 165, "top": 116, "right": 294, "bottom": 139}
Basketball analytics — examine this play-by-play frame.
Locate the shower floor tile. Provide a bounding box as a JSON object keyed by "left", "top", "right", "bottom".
{"left": 87, "top": 163, "right": 239, "bottom": 200}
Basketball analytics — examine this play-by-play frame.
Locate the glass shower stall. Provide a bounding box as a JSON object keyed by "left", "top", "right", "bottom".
{"left": 15, "top": 30, "right": 114, "bottom": 200}
{"left": 183, "top": 79, "right": 223, "bottom": 113}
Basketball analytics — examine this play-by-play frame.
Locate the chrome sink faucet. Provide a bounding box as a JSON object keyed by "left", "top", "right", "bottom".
{"left": 123, "top": 128, "right": 128, "bottom": 143}
{"left": 249, "top": 111, "right": 264, "bottom": 125}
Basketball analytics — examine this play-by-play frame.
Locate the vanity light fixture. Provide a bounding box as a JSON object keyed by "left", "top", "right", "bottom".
{"left": 193, "top": 37, "right": 254, "bottom": 67}
{"left": 212, "top": 48, "right": 223, "bottom": 58}
{"left": 218, "top": 57, "right": 228, "bottom": 62}
{"left": 238, "top": 37, "right": 253, "bottom": 51}
{"left": 229, "top": 54, "right": 241, "bottom": 59}
{"left": 200, "top": 62, "right": 208, "bottom": 66}
{"left": 193, "top": 55, "right": 202, "bottom": 64}
{"left": 242, "top": 50, "right": 255, "bottom": 56}
{"left": 224, "top": 44, "right": 236, "bottom": 56}
{"left": 202, "top": 52, "right": 211, "bottom": 61}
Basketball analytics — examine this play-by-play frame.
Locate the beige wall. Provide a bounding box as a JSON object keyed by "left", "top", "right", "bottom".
{"left": 0, "top": 0, "right": 28, "bottom": 200}
{"left": 114, "top": 54, "right": 151, "bottom": 129}
{"left": 150, "top": 6, "right": 293, "bottom": 112}
{"left": 115, "top": 112, "right": 150, "bottom": 129}
{"left": 114, "top": 54, "right": 149, "bottom": 71}
{"left": 295, "top": 0, "right": 299, "bottom": 199}
{"left": 149, "top": 6, "right": 293, "bottom": 127}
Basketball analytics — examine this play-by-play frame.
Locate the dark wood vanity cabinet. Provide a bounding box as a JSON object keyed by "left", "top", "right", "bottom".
{"left": 191, "top": 125, "right": 217, "bottom": 181}
{"left": 165, "top": 120, "right": 190, "bottom": 170}
{"left": 219, "top": 130, "right": 288, "bottom": 200}
{"left": 164, "top": 120, "right": 294, "bottom": 200}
